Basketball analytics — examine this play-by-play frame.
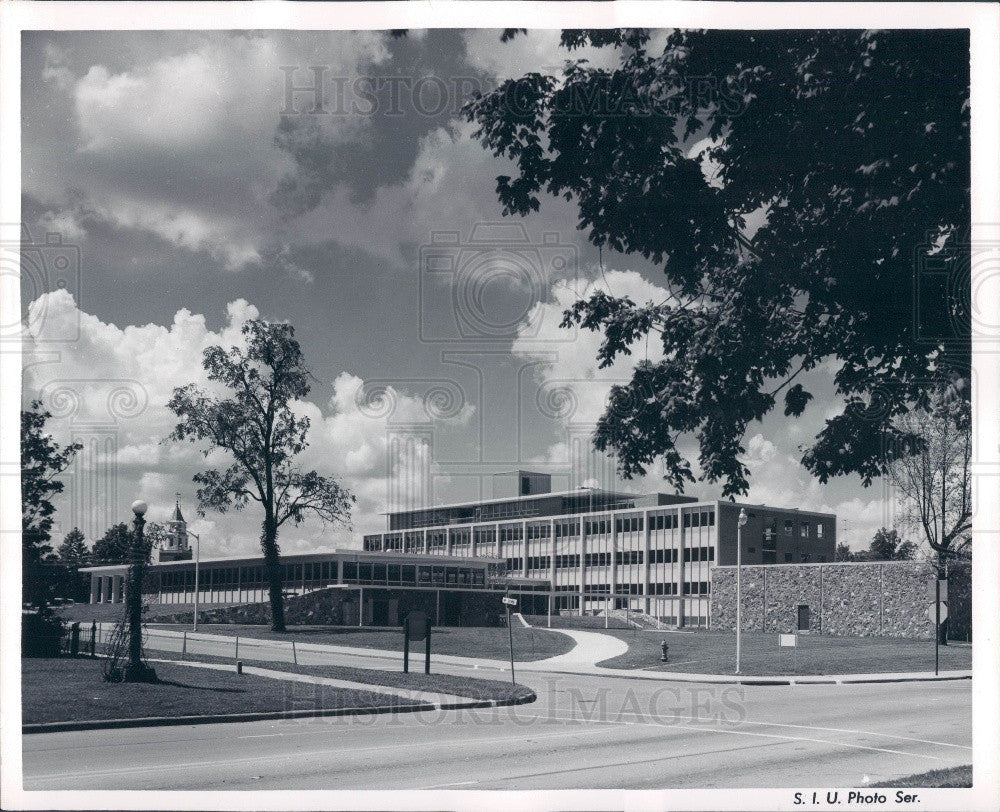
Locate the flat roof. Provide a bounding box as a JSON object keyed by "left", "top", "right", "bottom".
{"left": 80, "top": 548, "right": 504, "bottom": 572}
{"left": 379, "top": 487, "right": 650, "bottom": 515}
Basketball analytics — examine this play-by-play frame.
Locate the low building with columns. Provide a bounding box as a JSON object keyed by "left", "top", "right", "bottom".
{"left": 80, "top": 473, "right": 836, "bottom": 629}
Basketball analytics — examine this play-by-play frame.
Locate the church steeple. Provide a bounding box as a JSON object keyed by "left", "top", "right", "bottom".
{"left": 171, "top": 496, "right": 185, "bottom": 523}
{"left": 158, "top": 492, "right": 192, "bottom": 561}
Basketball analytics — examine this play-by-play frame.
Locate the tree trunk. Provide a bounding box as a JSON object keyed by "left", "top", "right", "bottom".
{"left": 261, "top": 517, "right": 286, "bottom": 632}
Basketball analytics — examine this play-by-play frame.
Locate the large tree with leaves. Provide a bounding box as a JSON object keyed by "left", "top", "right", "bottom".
{"left": 465, "top": 29, "right": 970, "bottom": 496}
{"left": 22, "top": 400, "right": 82, "bottom": 567}
{"left": 168, "top": 319, "right": 355, "bottom": 631}
{"left": 56, "top": 527, "right": 89, "bottom": 568}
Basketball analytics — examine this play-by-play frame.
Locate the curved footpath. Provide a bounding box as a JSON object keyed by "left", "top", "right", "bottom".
{"left": 126, "top": 624, "right": 971, "bottom": 686}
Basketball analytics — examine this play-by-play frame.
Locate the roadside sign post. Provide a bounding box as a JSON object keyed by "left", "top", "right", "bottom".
{"left": 503, "top": 591, "right": 518, "bottom": 685}
{"left": 779, "top": 633, "right": 798, "bottom": 672}
{"left": 926, "top": 579, "right": 949, "bottom": 676}
{"left": 403, "top": 619, "right": 410, "bottom": 674}
{"left": 403, "top": 610, "right": 429, "bottom": 674}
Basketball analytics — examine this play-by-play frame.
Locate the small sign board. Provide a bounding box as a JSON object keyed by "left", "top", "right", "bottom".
{"left": 926, "top": 602, "right": 948, "bottom": 624}
{"left": 502, "top": 597, "right": 518, "bottom": 607}
{"left": 927, "top": 580, "right": 948, "bottom": 602}
{"left": 779, "top": 633, "right": 798, "bottom": 648}
{"left": 405, "top": 610, "right": 429, "bottom": 641}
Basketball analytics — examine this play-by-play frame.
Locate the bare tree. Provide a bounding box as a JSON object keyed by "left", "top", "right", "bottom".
{"left": 887, "top": 386, "right": 972, "bottom": 564}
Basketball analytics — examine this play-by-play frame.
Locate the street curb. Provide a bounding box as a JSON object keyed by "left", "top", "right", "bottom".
{"left": 526, "top": 667, "right": 972, "bottom": 686}
{"left": 22, "top": 690, "right": 537, "bottom": 735}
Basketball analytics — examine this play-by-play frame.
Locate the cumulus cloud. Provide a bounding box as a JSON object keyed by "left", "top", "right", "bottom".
{"left": 23, "top": 291, "right": 471, "bottom": 557}
{"left": 509, "top": 269, "right": 890, "bottom": 537}
{"left": 28, "top": 32, "right": 392, "bottom": 272}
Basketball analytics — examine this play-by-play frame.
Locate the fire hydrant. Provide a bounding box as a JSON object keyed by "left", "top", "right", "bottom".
{"left": 660, "top": 641, "right": 669, "bottom": 662}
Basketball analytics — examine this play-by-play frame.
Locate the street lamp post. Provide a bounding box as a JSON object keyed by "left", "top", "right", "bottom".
{"left": 188, "top": 531, "right": 201, "bottom": 632}
{"left": 736, "top": 508, "right": 748, "bottom": 675}
{"left": 124, "top": 499, "right": 155, "bottom": 682}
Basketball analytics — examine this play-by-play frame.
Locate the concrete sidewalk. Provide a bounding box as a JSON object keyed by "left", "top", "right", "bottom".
{"left": 127, "top": 624, "right": 972, "bottom": 686}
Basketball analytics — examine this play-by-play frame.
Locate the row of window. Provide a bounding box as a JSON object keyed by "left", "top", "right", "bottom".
{"left": 685, "top": 511, "right": 716, "bottom": 528}
{"left": 527, "top": 555, "right": 551, "bottom": 571}
{"left": 555, "top": 520, "right": 581, "bottom": 538}
{"left": 499, "top": 525, "right": 524, "bottom": 542}
{"left": 505, "top": 546, "right": 717, "bottom": 570}
{"left": 527, "top": 524, "right": 551, "bottom": 540}
{"left": 162, "top": 561, "right": 337, "bottom": 588}
{"left": 780, "top": 520, "right": 826, "bottom": 539}
{"left": 578, "top": 582, "right": 711, "bottom": 596}
{"left": 752, "top": 550, "right": 828, "bottom": 563}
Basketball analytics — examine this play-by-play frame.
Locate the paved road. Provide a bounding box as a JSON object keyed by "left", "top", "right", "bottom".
{"left": 23, "top": 666, "right": 970, "bottom": 790}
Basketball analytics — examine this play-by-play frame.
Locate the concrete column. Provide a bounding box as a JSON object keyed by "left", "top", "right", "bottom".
{"left": 643, "top": 509, "right": 651, "bottom": 615}
{"left": 678, "top": 512, "right": 686, "bottom": 628}
{"left": 446, "top": 528, "right": 453, "bottom": 556}
{"left": 611, "top": 512, "right": 618, "bottom": 612}
{"left": 423, "top": 529, "right": 429, "bottom": 554}
{"left": 549, "top": 518, "right": 556, "bottom": 607}
{"left": 90, "top": 574, "right": 98, "bottom": 604}
{"left": 579, "top": 520, "right": 587, "bottom": 616}
{"left": 105, "top": 576, "right": 114, "bottom": 603}
{"left": 521, "top": 520, "right": 528, "bottom": 577}
{"left": 337, "top": 557, "right": 344, "bottom": 584}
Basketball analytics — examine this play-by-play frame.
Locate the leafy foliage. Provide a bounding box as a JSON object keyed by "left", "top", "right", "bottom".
{"left": 847, "top": 527, "right": 918, "bottom": 562}
{"left": 91, "top": 523, "right": 134, "bottom": 566}
{"left": 21, "top": 400, "right": 82, "bottom": 565}
{"left": 465, "top": 29, "right": 970, "bottom": 496}
{"left": 56, "top": 527, "right": 89, "bottom": 568}
{"left": 167, "top": 318, "right": 355, "bottom": 631}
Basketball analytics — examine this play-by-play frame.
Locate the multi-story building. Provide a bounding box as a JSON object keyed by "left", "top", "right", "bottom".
{"left": 363, "top": 471, "right": 836, "bottom": 627}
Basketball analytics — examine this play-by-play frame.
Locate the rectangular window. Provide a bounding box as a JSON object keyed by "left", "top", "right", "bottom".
{"left": 801, "top": 523, "right": 809, "bottom": 538}
{"left": 683, "top": 513, "right": 691, "bottom": 528}
{"left": 816, "top": 524, "right": 824, "bottom": 539}
{"left": 784, "top": 520, "right": 793, "bottom": 535}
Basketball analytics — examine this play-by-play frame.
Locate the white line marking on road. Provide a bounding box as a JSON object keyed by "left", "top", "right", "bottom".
{"left": 537, "top": 712, "right": 948, "bottom": 763}
{"left": 26, "top": 723, "right": 612, "bottom": 782}
{"left": 414, "top": 780, "right": 478, "bottom": 789}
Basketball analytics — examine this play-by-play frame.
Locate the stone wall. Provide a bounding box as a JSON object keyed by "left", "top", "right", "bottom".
{"left": 710, "top": 561, "right": 942, "bottom": 639}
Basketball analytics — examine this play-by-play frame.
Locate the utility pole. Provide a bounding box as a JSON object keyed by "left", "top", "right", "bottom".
{"left": 736, "top": 508, "right": 748, "bottom": 675}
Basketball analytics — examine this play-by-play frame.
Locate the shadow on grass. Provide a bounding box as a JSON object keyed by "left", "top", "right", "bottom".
{"left": 153, "top": 678, "right": 249, "bottom": 694}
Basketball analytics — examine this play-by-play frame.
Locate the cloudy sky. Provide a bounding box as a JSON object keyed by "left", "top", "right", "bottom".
{"left": 21, "top": 29, "right": 893, "bottom": 559}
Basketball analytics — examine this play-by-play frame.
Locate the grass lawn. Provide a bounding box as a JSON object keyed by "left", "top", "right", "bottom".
{"left": 522, "top": 614, "right": 633, "bottom": 631}
{"left": 147, "top": 623, "right": 575, "bottom": 662}
{"left": 871, "top": 765, "right": 972, "bottom": 788}
{"left": 594, "top": 629, "right": 972, "bottom": 676}
{"left": 22, "top": 656, "right": 426, "bottom": 725}
{"left": 147, "top": 648, "right": 535, "bottom": 702}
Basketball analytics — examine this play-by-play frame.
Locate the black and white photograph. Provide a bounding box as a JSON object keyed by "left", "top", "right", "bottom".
{"left": 1, "top": 2, "right": 998, "bottom": 810}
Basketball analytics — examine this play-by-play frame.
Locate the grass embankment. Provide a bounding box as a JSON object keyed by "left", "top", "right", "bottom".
{"left": 595, "top": 630, "right": 972, "bottom": 676}
{"left": 56, "top": 601, "right": 254, "bottom": 624}
{"left": 22, "top": 657, "right": 422, "bottom": 725}
{"left": 148, "top": 623, "right": 575, "bottom": 662}
{"left": 147, "top": 648, "right": 535, "bottom": 702}
{"left": 871, "top": 765, "right": 972, "bottom": 788}
{"left": 522, "top": 614, "right": 633, "bottom": 630}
